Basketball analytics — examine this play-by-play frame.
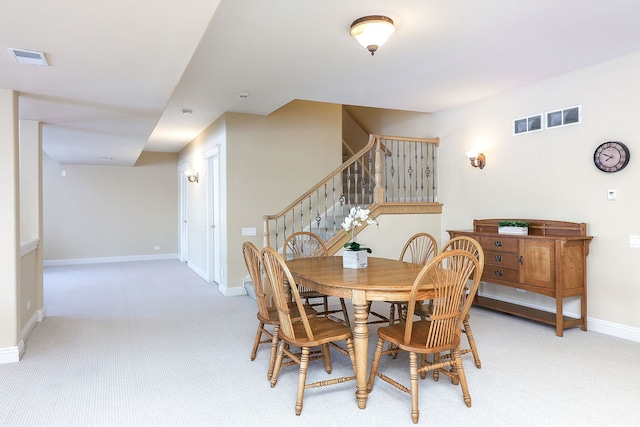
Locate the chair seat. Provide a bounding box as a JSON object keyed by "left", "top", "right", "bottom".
{"left": 378, "top": 320, "right": 461, "bottom": 354}
{"left": 290, "top": 317, "right": 353, "bottom": 346}
{"left": 258, "top": 304, "right": 317, "bottom": 324}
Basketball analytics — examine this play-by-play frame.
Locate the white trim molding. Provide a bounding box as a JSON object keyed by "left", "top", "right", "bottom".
{"left": 478, "top": 290, "right": 640, "bottom": 343}
{"left": 0, "top": 341, "right": 24, "bottom": 364}
{"left": 44, "top": 253, "right": 178, "bottom": 267}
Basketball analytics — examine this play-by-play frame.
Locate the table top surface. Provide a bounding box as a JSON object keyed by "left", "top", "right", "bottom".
{"left": 287, "top": 256, "right": 428, "bottom": 299}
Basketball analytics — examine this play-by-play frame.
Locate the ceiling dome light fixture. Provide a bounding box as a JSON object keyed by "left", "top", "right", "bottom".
{"left": 350, "top": 15, "right": 395, "bottom": 56}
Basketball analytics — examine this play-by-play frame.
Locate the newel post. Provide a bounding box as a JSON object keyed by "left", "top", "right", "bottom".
{"left": 263, "top": 218, "right": 270, "bottom": 248}
{"left": 373, "top": 136, "right": 384, "bottom": 204}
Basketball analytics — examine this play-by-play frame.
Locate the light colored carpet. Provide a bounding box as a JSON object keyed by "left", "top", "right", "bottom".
{"left": 1, "top": 259, "right": 639, "bottom": 426}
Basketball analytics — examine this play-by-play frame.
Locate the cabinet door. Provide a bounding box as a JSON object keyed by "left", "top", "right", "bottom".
{"left": 519, "top": 239, "right": 555, "bottom": 289}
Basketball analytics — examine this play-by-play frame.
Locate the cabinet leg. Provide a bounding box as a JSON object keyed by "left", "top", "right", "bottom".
{"left": 556, "top": 296, "right": 563, "bottom": 337}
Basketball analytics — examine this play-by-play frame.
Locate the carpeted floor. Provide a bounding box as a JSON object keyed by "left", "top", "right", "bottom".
{"left": 1, "top": 259, "right": 639, "bottom": 426}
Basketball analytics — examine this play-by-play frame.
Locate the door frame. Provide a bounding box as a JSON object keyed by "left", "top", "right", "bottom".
{"left": 205, "top": 146, "right": 221, "bottom": 284}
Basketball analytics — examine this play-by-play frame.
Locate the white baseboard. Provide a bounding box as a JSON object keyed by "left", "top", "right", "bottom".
{"left": 478, "top": 290, "right": 640, "bottom": 343}
{"left": 1, "top": 310, "right": 45, "bottom": 364}
{"left": 187, "top": 262, "right": 208, "bottom": 281}
{"left": 0, "top": 341, "right": 24, "bottom": 364}
{"left": 221, "top": 283, "right": 245, "bottom": 297}
{"left": 588, "top": 317, "right": 640, "bottom": 342}
{"left": 21, "top": 311, "right": 39, "bottom": 343}
{"left": 44, "top": 253, "right": 178, "bottom": 267}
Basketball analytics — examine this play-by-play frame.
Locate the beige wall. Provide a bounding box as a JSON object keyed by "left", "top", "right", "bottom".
{"left": 435, "top": 51, "right": 640, "bottom": 333}
{"left": 0, "top": 89, "right": 19, "bottom": 352}
{"left": 176, "top": 116, "right": 226, "bottom": 280}
{"left": 226, "top": 101, "right": 342, "bottom": 290}
{"left": 19, "top": 249, "right": 37, "bottom": 336}
{"left": 43, "top": 152, "right": 178, "bottom": 261}
{"left": 179, "top": 99, "right": 342, "bottom": 293}
{"left": 33, "top": 51, "right": 640, "bottom": 338}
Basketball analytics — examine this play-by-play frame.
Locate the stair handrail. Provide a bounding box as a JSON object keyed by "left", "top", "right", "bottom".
{"left": 263, "top": 134, "right": 440, "bottom": 250}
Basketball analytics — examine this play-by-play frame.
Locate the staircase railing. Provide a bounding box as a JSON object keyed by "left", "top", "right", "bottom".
{"left": 263, "top": 134, "right": 441, "bottom": 252}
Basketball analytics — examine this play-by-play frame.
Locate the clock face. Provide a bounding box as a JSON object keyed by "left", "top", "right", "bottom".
{"left": 594, "top": 141, "right": 630, "bottom": 173}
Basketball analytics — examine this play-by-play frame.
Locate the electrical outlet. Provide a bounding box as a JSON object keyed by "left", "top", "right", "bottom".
{"left": 153, "top": 245, "right": 160, "bottom": 250}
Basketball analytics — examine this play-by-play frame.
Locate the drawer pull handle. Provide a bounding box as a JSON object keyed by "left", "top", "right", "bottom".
{"left": 495, "top": 255, "right": 503, "bottom": 262}
{"left": 494, "top": 241, "right": 503, "bottom": 247}
{"left": 519, "top": 256, "right": 524, "bottom": 265}
{"left": 494, "top": 270, "right": 503, "bottom": 277}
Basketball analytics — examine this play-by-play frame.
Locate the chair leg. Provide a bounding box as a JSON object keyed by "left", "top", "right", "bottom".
{"left": 367, "top": 337, "right": 385, "bottom": 392}
{"left": 339, "top": 298, "right": 351, "bottom": 328}
{"left": 389, "top": 303, "right": 396, "bottom": 325}
{"left": 322, "top": 295, "right": 329, "bottom": 317}
{"left": 295, "top": 347, "right": 311, "bottom": 416}
{"left": 409, "top": 352, "right": 420, "bottom": 424}
{"left": 267, "top": 325, "right": 280, "bottom": 381}
{"left": 386, "top": 304, "right": 400, "bottom": 358}
{"left": 251, "top": 322, "right": 265, "bottom": 361}
{"left": 345, "top": 337, "right": 357, "bottom": 373}
{"left": 463, "top": 314, "right": 482, "bottom": 368}
{"left": 433, "top": 351, "right": 440, "bottom": 381}
{"left": 270, "top": 341, "right": 286, "bottom": 388}
{"left": 420, "top": 354, "right": 427, "bottom": 380}
{"left": 321, "top": 343, "right": 332, "bottom": 374}
{"left": 451, "top": 348, "right": 472, "bottom": 407}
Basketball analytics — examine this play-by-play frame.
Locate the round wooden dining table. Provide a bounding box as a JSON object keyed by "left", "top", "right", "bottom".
{"left": 286, "top": 255, "right": 431, "bottom": 409}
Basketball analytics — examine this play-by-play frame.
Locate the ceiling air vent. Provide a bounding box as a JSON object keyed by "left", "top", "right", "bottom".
{"left": 8, "top": 48, "right": 49, "bottom": 66}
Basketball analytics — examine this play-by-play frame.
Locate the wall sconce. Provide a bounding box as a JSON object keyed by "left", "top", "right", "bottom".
{"left": 184, "top": 169, "right": 199, "bottom": 183}
{"left": 350, "top": 15, "right": 396, "bottom": 56}
{"left": 465, "top": 150, "right": 486, "bottom": 169}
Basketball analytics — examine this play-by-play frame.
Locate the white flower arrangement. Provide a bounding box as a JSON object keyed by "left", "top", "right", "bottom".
{"left": 341, "top": 206, "right": 378, "bottom": 252}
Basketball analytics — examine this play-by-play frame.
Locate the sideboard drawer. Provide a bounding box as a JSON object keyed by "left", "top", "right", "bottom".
{"left": 482, "top": 266, "right": 519, "bottom": 282}
{"left": 479, "top": 236, "right": 518, "bottom": 252}
{"left": 484, "top": 250, "right": 519, "bottom": 268}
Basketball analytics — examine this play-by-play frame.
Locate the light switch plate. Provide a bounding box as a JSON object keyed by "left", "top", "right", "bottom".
{"left": 242, "top": 227, "right": 257, "bottom": 236}
{"left": 608, "top": 189, "right": 616, "bottom": 201}
{"left": 630, "top": 235, "right": 640, "bottom": 248}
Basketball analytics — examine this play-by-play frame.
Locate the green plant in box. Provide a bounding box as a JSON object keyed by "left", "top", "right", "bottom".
{"left": 498, "top": 220, "right": 529, "bottom": 227}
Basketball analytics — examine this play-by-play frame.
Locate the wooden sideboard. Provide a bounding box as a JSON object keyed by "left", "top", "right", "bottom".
{"left": 448, "top": 219, "right": 592, "bottom": 337}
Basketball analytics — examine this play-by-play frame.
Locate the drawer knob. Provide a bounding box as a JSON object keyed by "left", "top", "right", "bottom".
{"left": 495, "top": 255, "right": 503, "bottom": 262}
{"left": 494, "top": 270, "right": 503, "bottom": 277}
{"left": 494, "top": 241, "right": 503, "bottom": 247}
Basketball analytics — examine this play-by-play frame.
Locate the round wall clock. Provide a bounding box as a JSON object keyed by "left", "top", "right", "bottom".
{"left": 593, "top": 141, "right": 630, "bottom": 173}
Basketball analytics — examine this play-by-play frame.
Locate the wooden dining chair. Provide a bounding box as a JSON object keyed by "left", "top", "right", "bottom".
{"left": 387, "top": 232, "right": 439, "bottom": 325}
{"left": 283, "top": 231, "right": 351, "bottom": 328}
{"left": 261, "top": 246, "right": 357, "bottom": 416}
{"left": 440, "top": 236, "right": 485, "bottom": 368}
{"left": 242, "top": 241, "right": 317, "bottom": 380}
{"left": 367, "top": 249, "right": 481, "bottom": 424}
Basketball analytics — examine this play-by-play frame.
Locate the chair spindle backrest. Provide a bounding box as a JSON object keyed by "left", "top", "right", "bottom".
{"left": 399, "top": 232, "right": 438, "bottom": 265}
{"left": 262, "top": 246, "right": 315, "bottom": 343}
{"left": 441, "top": 236, "right": 485, "bottom": 279}
{"left": 404, "top": 250, "right": 480, "bottom": 348}
{"left": 242, "top": 241, "right": 270, "bottom": 319}
{"left": 284, "top": 231, "right": 328, "bottom": 260}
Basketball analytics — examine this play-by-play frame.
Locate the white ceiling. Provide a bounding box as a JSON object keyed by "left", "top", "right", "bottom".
{"left": 3, "top": 0, "right": 640, "bottom": 166}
